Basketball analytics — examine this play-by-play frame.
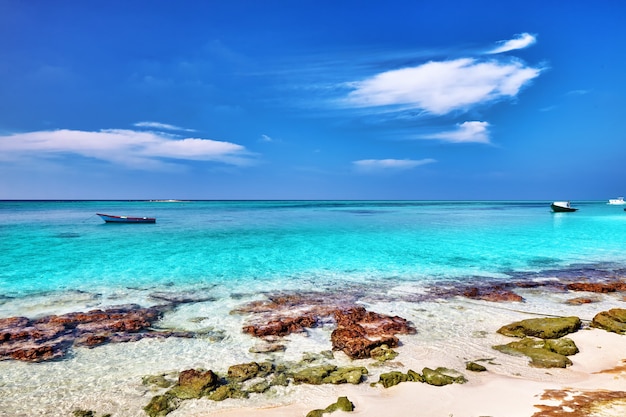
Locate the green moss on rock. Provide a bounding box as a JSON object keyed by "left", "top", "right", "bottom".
{"left": 591, "top": 309, "right": 626, "bottom": 334}
{"left": 306, "top": 396, "right": 355, "bottom": 417}
{"left": 293, "top": 365, "right": 337, "bottom": 385}
{"left": 370, "top": 344, "right": 399, "bottom": 362}
{"left": 169, "top": 369, "right": 220, "bottom": 399}
{"left": 323, "top": 366, "right": 368, "bottom": 384}
{"left": 143, "top": 393, "right": 181, "bottom": 417}
{"left": 376, "top": 371, "right": 412, "bottom": 388}
{"left": 497, "top": 316, "right": 581, "bottom": 339}
{"left": 466, "top": 362, "right": 487, "bottom": 372}
{"left": 422, "top": 367, "right": 467, "bottom": 386}
{"left": 493, "top": 337, "right": 576, "bottom": 368}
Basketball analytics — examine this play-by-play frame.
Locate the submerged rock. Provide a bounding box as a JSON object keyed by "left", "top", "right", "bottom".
{"left": 143, "top": 393, "right": 181, "bottom": 417}
{"left": 497, "top": 316, "right": 581, "bottom": 339}
{"left": 236, "top": 294, "right": 415, "bottom": 360}
{"left": 370, "top": 344, "right": 399, "bottom": 362}
{"left": 591, "top": 308, "right": 626, "bottom": 334}
{"left": 168, "top": 369, "right": 220, "bottom": 399}
{"left": 0, "top": 304, "right": 197, "bottom": 362}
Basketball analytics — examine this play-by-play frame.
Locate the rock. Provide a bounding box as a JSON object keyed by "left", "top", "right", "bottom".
{"left": 493, "top": 337, "right": 575, "bottom": 368}
{"left": 205, "top": 384, "right": 248, "bottom": 401}
{"left": 0, "top": 304, "right": 197, "bottom": 362}
{"left": 293, "top": 365, "right": 337, "bottom": 385}
{"left": 591, "top": 309, "right": 626, "bottom": 334}
{"left": 249, "top": 342, "right": 286, "bottom": 353}
{"left": 462, "top": 286, "right": 524, "bottom": 302}
{"left": 322, "top": 367, "right": 368, "bottom": 384}
{"left": 143, "top": 393, "right": 181, "bottom": 417}
{"left": 236, "top": 294, "right": 415, "bottom": 360}
{"left": 567, "top": 282, "right": 626, "bottom": 293}
{"left": 564, "top": 297, "right": 598, "bottom": 305}
{"left": 466, "top": 362, "right": 487, "bottom": 372}
{"left": 142, "top": 374, "right": 175, "bottom": 389}
{"left": 497, "top": 316, "right": 581, "bottom": 339}
{"left": 242, "top": 314, "right": 318, "bottom": 337}
{"left": 169, "top": 369, "right": 220, "bottom": 399}
{"left": 545, "top": 338, "right": 579, "bottom": 356}
{"left": 243, "top": 378, "right": 270, "bottom": 394}
{"left": 227, "top": 362, "right": 269, "bottom": 382}
{"left": 376, "top": 371, "right": 412, "bottom": 388}
{"left": 370, "top": 344, "right": 399, "bottom": 362}
{"left": 422, "top": 367, "right": 466, "bottom": 386}
{"left": 325, "top": 396, "right": 355, "bottom": 412}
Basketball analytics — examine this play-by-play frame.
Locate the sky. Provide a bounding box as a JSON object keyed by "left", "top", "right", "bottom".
{"left": 1, "top": 0, "right": 625, "bottom": 200}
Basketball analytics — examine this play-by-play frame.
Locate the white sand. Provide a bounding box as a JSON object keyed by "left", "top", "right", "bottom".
{"left": 209, "top": 328, "right": 626, "bottom": 417}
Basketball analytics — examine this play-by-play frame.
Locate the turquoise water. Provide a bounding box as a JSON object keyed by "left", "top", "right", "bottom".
{"left": 2, "top": 200, "right": 626, "bottom": 299}
{"left": 2, "top": 200, "right": 626, "bottom": 417}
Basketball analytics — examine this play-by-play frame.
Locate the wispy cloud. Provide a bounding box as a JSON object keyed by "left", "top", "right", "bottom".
{"left": 344, "top": 57, "right": 541, "bottom": 115}
{"left": 0, "top": 129, "right": 253, "bottom": 169}
{"left": 488, "top": 33, "right": 537, "bottom": 54}
{"left": 422, "top": 121, "right": 491, "bottom": 144}
{"left": 259, "top": 134, "right": 274, "bottom": 142}
{"left": 134, "top": 121, "right": 196, "bottom": 132}
{"left": 566, "top": 89, "right": 590, "bottom": 96}
{"left": 353, "top": 158, "right": 436, "bottom": 172}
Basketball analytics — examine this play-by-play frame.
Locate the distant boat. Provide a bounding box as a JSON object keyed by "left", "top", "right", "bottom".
{"left": 550, "top": 201, "right": 578, "bottom": 213}
{"left": 608, "top": 197, "right": 626, "bottom": 205}
{"left": 97, "top": 213, "right": 156, "bottom": 223}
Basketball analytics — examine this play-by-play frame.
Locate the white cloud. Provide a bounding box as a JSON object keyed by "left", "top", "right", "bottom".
{"left": 488, "top": 33, "right": 537, "bottom": 54}
{"left": 353, "top": 158, "right": 436, "bottom": 172}
{"left": 0, "top": 128, "right": 252, "bottom": 169}
{"left": 134, "top": 121, "right": 196, "bottom": 132}
{"left": 345, "top": 58, "right": 541, "bottom": 115}
{"left": 260, "top": 134, "right": 273, "bottom": 142}
{"left": 422, "top": 121, "right": 491, "bottom": 144}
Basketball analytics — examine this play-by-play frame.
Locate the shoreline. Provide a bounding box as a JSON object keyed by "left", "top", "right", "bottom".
{"left": 0, "top": 271, "right": 625, "bottom": 416}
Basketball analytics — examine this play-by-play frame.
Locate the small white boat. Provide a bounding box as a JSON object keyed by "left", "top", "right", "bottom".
{"left": 608, "top": 197, "right": 626, "bottom": 205}
{"left": 551, "top": 201, "right": 578, "bottom": 213}
{"left": 97, "top": 213, "right": 156, "bottom": 223}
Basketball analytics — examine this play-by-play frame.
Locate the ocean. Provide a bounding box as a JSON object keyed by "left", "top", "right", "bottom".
{"left": 1, "top": 200, "right": 626, "bottom": 416}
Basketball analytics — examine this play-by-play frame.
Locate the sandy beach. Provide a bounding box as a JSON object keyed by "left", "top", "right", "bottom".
{"left": 180, "top": 291, "right": 626, "bottom": 417}
{"left": 207, "top": 329, "right": 626, "bottom": 417}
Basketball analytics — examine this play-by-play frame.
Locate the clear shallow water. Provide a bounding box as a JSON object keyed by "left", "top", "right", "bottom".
{"left": 2, "top": 200, "right": 626, "bottom": 416}
{"left": 2, "top": 200, "right": 626, "bottom": 301}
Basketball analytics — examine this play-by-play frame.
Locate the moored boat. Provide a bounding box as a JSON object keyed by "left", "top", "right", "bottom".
{"left": 550, "top": 201, "right": 578, "bottom": 213}
{"left": 608, "top": 197, "right": 625, "bottom": 205}
{"left": 97, "top": 213, "right": 156, "bottom": 223}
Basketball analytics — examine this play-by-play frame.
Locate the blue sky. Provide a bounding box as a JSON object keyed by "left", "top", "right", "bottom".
{"left": 1, "top": 0, "right": 625, "bottom": 200}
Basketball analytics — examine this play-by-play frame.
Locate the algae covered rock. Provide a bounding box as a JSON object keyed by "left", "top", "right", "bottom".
{"left": 205, "top": 384, "right": 248, "bottom": 401}
{"left": 497, "top": 316, "right": 581, "bottom": 339}
{"left": 493, "top": 337, "right": 576, "bottom": 368}
{"left": 376, "top": 370, "right": 416, "bottom": 388}
{"left": 370, "top": 344, "right": 399, "bottom": 362}
{"left": 323, "top": 366, "right": 368, "bottom": 384}
{"left": 227, "top": 361, "right": 273, "bottom": 382}
{"left": 465, "top": 361, "right": 487, "bottom": 372}
{"left": 306, "top": 396, "right": 355, "bottom": 417}
{"left": 293, "top": 364, "right": 337, "bottom": 385}
{"left": 422, "top": 367, "right": 467, "bottom": 386}
{"left": 144, "top": 393, "right": 181, "bottom": 417}
{"left": 142, "top": 374, "right": 175, "bottom": 389}
{"left": 169, "top": 369, "right": 220, "bottom": 399}
{"left": 591, "top": 308, "right": 626, "bottom": 334}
